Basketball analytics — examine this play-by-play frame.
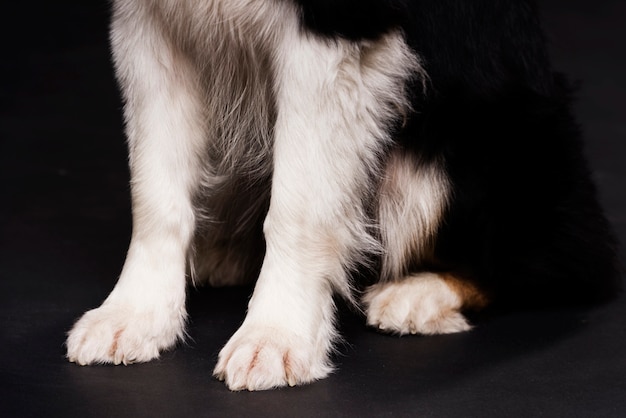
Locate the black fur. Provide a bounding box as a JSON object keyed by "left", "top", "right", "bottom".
{"left": 296, "top": 0, "right": 621, "bottom": 306}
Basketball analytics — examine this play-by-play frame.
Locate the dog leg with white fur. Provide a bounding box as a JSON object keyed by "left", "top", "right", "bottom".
{"left": 214, "top": 25, "right": 421, "bottom": 391}
{"left": 66, "top": 8, "right": 208, "bottom": 365}
{"left": 364, "top": 273, "right": 488, "bottom": 335}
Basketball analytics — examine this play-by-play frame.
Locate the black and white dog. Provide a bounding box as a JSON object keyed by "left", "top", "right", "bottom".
{"left": 67, "top": 0, "right": 620, "bottom": 391}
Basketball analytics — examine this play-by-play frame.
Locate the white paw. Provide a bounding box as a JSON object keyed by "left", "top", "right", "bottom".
{"left": 364, "top": 273, "right": 471, "bottom": 335}
{"left": 66, "top": 303, "right": 185, "bottom": 365}
{"left": 214, "top": 325, "right": 332, "bottom": 391}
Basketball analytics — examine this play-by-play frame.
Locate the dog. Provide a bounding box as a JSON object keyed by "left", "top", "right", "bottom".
{"left": 66, "top": 0, "right": 620, "bottom": 391}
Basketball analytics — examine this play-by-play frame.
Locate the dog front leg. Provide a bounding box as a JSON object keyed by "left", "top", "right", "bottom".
{"left": 214, "top": 23, "right": 419, "bottom": 390}
{"left": 66, "top": 7, "right": 207, "bottom": 365}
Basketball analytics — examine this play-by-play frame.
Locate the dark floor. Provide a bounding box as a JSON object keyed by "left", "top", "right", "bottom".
{"left": 1, "top": 1, "right": 625, "bottom": 417}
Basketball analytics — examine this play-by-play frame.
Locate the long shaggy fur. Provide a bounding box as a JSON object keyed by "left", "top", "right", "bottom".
{"left": 66, "top": 0, "right": 620, "bottom": 391}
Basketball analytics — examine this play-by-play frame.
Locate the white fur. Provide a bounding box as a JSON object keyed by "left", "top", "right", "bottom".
{"left": 214, "top": 6, "right": 422, "bottom": 390}
{"left": 364, "top": 273, "right": 471, "bottom": 335}
{"left": 67, "top": 1, "right": 208, "bottom": 364}
{"left": 68, "top": 0, "right": 285, "bottom": 367}
{"left": 66, "top": 0, "right": 424, "bottom": 390}
{"left": 378, "top": 150, "right": 450, "bottom": 280}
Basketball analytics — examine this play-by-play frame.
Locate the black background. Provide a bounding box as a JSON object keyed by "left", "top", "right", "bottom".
{"left": 1, "top": 1, "right": 625, "bottom": 416}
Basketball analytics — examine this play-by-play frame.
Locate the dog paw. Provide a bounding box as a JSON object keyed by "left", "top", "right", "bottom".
{"left": 214, "top": 326, "right": 332, "bottom": 391}
{"left": 364, "top": 273, "right": 471, "bottom": 335}
{"left": 66, "top": 303, "right": 185, "bottom": 365}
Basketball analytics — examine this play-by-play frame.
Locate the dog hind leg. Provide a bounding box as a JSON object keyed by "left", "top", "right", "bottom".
{"left": 365, "top": 149, "right": 487, "bottom": 335}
